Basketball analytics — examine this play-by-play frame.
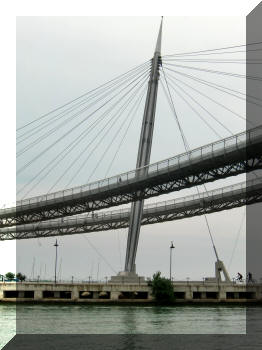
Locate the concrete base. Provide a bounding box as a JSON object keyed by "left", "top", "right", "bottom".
{"left": 110, "top": 271, "right": 145, "bottom": 284}
{"left": 1, "top": 281, "right": 262, "bottom": 303}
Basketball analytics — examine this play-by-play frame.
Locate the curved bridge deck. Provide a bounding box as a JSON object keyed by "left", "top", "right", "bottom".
{"left": 1, "top": 177, "right": 261, "bottom": 240}
{"left": 1, "top": 125, "right": 262, "bottom": 226}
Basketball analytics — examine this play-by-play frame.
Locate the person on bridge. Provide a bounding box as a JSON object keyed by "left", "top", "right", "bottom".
{"left": 247, "top": 272, "right": 253, "bottom": 283}
{"left": 236, "top": 272, "right": 243, "bottom": 282}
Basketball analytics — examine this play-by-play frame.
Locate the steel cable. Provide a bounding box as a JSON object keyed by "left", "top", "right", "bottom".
{"left": 17, "top": 62, "right": 150, "bottom": 144}
{"left": 17, "top": 67, "right": 150, "bottom": 176}
{"left": 16, "top": 60, "right": 150, "bottom": 132}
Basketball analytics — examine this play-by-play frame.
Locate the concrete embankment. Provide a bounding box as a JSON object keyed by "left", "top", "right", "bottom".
{"left": 1, "top": 281, "right": 262, "bottom": 303}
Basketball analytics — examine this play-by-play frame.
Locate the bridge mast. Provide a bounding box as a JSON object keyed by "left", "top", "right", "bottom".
{"left": 124, "top": 18, "right": 163, "bottom": 274}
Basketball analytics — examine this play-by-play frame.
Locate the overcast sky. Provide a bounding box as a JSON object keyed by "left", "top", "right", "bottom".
{"left": 1, "top": 13, "right": 258, "bottom": 281}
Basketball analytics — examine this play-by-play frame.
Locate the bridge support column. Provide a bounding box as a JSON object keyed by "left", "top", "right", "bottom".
{"left": 34, "top": 290, "right": 42, "bottom": 300}
{"left": 201, "top": 292, "right": 206, "bottom": 299}
{"left": 54, "top": 291, "right": 60, "bottom": 298}
{"left": 219, "top": 289, "right": 226, "bottom": 301}
{"left": 18, "top": 291, "right": 25, "bottom": 298}
{"left": 71, "top": 287, "right": 79, "bottom": 301}
{"left": 110, "top": 291, "right": 120, "bottom": 300}
{"left": 185, "top": 288, "right": 192, "bottom": 301}
{"left": 93, "top": 292, "right": 99, "bottom": 299}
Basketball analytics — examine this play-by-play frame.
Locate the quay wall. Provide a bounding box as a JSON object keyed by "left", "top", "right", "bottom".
{"left": 0, "top": 281, "right": 262, "bottom": 303}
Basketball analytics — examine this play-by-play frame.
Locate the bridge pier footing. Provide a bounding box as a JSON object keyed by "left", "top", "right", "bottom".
{"left": 110, "top": 271, "right": 145, "bottom": 284}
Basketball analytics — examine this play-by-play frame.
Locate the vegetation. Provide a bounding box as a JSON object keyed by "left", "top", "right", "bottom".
{"left": 1, "top": 272, "right": 26, "bottom": 281}
{"left": 150, "top": 271, "right": 175, "bottom": 303}
{"left": 5, "top": 272, "right": 15, "bottom": 280}
{"left": 16, "top": 272, "right": 26, "bottom": 281}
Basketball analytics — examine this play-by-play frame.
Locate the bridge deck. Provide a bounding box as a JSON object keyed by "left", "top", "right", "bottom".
{"left": 1, "top": 125, "right": 262, "bottom": 226}
{"left": 1, "top": 177, "right": 261, "bottom": 240}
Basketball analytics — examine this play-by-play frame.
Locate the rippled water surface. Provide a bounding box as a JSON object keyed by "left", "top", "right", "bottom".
{"left": 0, "top": 304, "right": 15, "bottom": 349}
{"left": 15, "top": 304, "right": 246, "bottom": 334}
{"left": 1, "top": 304, "right": 247, "bottom": 348}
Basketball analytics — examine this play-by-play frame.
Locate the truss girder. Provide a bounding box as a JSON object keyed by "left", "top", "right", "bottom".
{"left": 1, "top": 140, "right": 262, "bottom": 227}
{"left": 1, "top": 180, "right": 262, "bottom": 240}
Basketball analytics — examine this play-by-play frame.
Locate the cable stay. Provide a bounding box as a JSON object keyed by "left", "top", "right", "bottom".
{"left": 105, "top": 88, "right": 147, "bottom": 177}
{"left": 160, "top": 67, "right": 190, "bottom": 150}
{"left": 18, "top": 103, "right": 118, "bottom": 198}
{"left": 17, "top": 79, "right": 149, "bottom": 198}
{"left": 16, "top": 60, "right": 150, "bottom": 132}
{"left": 47, "top": 73, "right": 148, "bottom": 193}
{"left": 163, "top": 62, "right": 262, "bottom": 82}
{"left": 163, "top": 67, "right": 248, "bottom": 124}
{"left": 162, "top": 58, "right": 262, "bottom": 64}
{"left": 16, "top": 69, "right": 149, "bottom": 153}
{"left": 16, "top": 67, "right": 150, "bottom": 176}
{"left": 81, "top": 234, "right": 117, "bottom": 274}
{"left": 162, "top": 41, "right": 262, "bottom": 58}
{"left": 62, "top": 76, "right": 148, "bottom": 189}
{"left": 17, "top": 65, "right": 150, "bottom": 158}
{"left": 164, "top": 48, "right": 262, "bottom": 58}
{"left": 117, "top": 231, "right": 123, "bottom": 271}
{"left": 88, "top": 88, "right": 147, "bottom": 182}
{"left": 162, "top": 74, "right": 234, "bottom": 139}
{"left": 163, "top": 73, "right": 234, "bottom": 136}
{"left": 17, "top": 62, "right": 150, "bottom": 145}
{"left": 18, "top": 71, "right": 148, "bottom": 198}
{"left": 160, "top": 77, "right": 222, "bottom": 139}
{"left": 161, "top": 67, "right": 262, "bottom": 108}
{"left": 160, "top": 66, "right": 231, "bottom": 282}
{"left": 227, "top": 208, "right": 246, "bottom": 275}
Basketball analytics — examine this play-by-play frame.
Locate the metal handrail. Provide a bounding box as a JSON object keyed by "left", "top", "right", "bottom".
{"left": 2, "top": 177, "right": 261, "bottom": 233}
{"left": 3, "top": 124, "right": 262, "bottom": 212}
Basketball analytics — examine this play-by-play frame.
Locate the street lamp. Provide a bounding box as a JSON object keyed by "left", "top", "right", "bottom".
{"left": 170, "top": 241, "right": 175, "bottom": 281}
{"left": 54, "top": 239, "right": 59, "bottom": 284}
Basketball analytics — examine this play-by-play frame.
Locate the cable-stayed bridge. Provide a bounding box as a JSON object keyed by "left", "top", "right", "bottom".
{"left": 9, "top": 17, "right": 262, "bottom": 280}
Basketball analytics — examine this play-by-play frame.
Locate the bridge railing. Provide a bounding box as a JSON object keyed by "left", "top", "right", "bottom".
{"left": 7, "top": 177, "right": 261, "bottom": 231}
{"left": 8, "top": 124, "right": 262, "bottom": 211}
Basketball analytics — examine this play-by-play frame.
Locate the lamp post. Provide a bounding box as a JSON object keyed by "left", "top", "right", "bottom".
{"left": 54, "top": 239, "right": 59, "bottom": 284}
{"left": 170, "top": 241, "right": 175, "bottom": 281}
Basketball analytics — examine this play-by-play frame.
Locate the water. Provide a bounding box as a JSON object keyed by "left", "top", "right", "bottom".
{"left": 0, "top": 304, "right": 16, "bottom": 349}
{"left": 1, "top": 304, "right": 246, "bottom": 348}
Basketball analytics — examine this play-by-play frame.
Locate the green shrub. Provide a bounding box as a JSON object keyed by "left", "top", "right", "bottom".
{"left": 151, "top": 271, "right": 175, "bottom": 303}
{"left": 16, "top": 272, "right": 26, "bottom": 281}
{"left": 5, "top": 272, "right": 15, "bottom": 280}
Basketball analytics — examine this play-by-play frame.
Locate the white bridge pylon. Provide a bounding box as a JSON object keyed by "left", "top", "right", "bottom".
{"left": 124, "top": 18, "right": 163, "bottom": 274}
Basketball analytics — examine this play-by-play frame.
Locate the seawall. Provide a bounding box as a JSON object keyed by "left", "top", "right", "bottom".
{"left": 1, "top": 281, "right": 262, "bottom": 303}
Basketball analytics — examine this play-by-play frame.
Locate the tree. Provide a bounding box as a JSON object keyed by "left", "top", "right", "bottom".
{"left": 16, "top": 273, "right": 26, "bottom": 281}
{"left": 5, "top": 272, "right": 15, "bottom": 280}
{"left": 151, "top": 271, "right": 175, "bottom": 303}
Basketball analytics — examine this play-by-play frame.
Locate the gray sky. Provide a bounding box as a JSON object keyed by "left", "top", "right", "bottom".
{"left": 7, "top": 16, "right": 253, "bottom": 280}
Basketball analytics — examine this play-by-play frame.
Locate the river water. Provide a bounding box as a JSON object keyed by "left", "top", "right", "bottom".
{"left": 1, "top": 304, "right": 246, "bottom": 348}
{"left": 0, "top": 304, "right": 15, "bottom": 349}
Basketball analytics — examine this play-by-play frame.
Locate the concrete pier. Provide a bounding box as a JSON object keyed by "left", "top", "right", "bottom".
{"left": 1, "top": 281, "right": 261, "bottom": 303}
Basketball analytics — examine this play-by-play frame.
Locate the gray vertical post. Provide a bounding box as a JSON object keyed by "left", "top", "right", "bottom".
{"left": 124, "top": 18, "right": 163, "bottom": 273}
{"left": 170, "top": 241, "right": 175, "bottom": 280}
{"left": 54, "top": 239, "right": 58, "bottom": 284}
